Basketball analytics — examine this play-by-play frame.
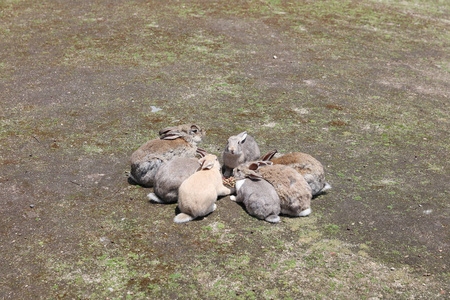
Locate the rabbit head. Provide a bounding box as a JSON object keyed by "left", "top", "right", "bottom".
{"left": 233, "top": 161, "right": 272, "bottom": 180}
{"left": 225, "top": 131, "right": 248, "bottom": 155}
{"left": 198, "top": 154, "right": 220, "bottom": 171}
{"left": 159, "top": 124, "right": 205, "bottom": 144}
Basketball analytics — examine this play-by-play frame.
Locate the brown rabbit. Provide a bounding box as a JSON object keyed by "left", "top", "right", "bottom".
{"left": 234, "top": 161, "right": 312, "bottom": 217}
{"left": 175, "top": 154, "right": 232, "bottom": 223}
{"left": 261, "top": 150, "right": 331, "bottom": 196}
{"left": 129, "top": 124, "right": 205, "bottom": 187}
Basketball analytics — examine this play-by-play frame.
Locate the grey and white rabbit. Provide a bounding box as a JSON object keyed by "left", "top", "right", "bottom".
{"left": 261, "top": 150, "right": 331, "bottom": 196}
{"left": 222, "top": 131, "right": 261, "bottom": 178}
{"left": 129, "top": 124, "right": 205, "bottom": 187}
{"left": 174, "top": 154, "right": 232, "bottom": 223}
{"left": 231, "top": 164, "right": 281, "bottom": 223}
{"left": 148, "top": 149, "right": 207, "bottom": 204}
{"left": 235, "top": 161, "right": 312, "bottom": 217}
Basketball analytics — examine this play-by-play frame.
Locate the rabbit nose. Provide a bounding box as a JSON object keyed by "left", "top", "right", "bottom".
{"left": 230, "top": 150, "right": 235, "bottom": 154}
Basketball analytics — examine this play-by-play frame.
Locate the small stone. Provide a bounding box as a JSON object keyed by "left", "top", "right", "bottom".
{"left": 390, "top": 267, "right": 395, "bottom": 271}
{"left": 30, "top": 205, "right": 34, "bottom": 208}
{"left": 273, "top": 55, "right": 277, "bottom": 59}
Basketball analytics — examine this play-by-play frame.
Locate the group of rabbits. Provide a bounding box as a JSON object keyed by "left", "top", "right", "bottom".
{"left": 129, "top": 123, "right": 331, "bottom": 224}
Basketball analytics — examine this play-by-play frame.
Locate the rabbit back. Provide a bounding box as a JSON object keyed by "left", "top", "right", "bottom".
{"left": 236, "top": 179, "right": 281, "bottom": 223}
{"left": 130, "top": 138, "right": 197, "bottom": 187}
{"left": 176, "top": 155, "right": 231, "bottom": 222}
{"left": 258, "top": 164, "right": 312, "bottom": 217}
{"left": 151, "top": 157, "right": 199, "bottom": 203}
{"left": 271, "top": 152, "right": 329, "bottom": 196}
{"left": 178, "top": 171, "right": 221, "bottom": 218}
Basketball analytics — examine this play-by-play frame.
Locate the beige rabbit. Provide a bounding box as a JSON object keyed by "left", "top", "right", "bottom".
{"left": 174, "top": 154, "right": 232, "bottom": 223}
{"left": 129, "top": 124, "right": 205, "bottom": 187}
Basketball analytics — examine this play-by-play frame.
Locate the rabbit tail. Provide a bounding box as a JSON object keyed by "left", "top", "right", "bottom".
{"left": 265, "top": 215, "right": 281, "bottom": 223}
{"left": 174, "top": 213, "right": 194, "bottom": 223}
{"left": 297, "top": 207, "right": 312, "bottom": 217}
{"left": 148, "top": 193, "right": 164, "bottom": 203}
{"left": 320, "top": 182, "right": 332, "bottom": 193}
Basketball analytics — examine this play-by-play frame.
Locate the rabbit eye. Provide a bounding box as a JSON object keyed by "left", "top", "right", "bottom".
{"left": 191, "top": 129, "right": 198, "bottom": 134}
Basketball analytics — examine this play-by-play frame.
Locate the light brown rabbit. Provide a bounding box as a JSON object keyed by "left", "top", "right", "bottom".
{"left": 261, "top": 150, "right": 331, "bottom": 196}
{"left": 129, "top": 124, "right": 205, "bottom": 187}
{"left": 174, "top": 154, "right": 232, "bottom": 223}
{"left": 234, "top": 161, "right": 312, "bottom": 217}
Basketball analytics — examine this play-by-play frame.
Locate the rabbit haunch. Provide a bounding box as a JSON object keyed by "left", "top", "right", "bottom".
{"left": 222, "top": 131, "right": 260, "bottom": 178}
{"left": 174, "top": 154, "right": 232, "bottom": 223}
{"left": 129, "top": 124, "right": 205, "bottom": 187}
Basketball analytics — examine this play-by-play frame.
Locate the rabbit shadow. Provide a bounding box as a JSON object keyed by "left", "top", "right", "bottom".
{"left": 173, "top": 205, "right": 214, "bottom": 222}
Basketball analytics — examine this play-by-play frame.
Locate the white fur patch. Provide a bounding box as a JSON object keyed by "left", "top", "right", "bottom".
{"left": 298, "top": 207, "right": 312, "bottom": 217}
{"left": 148, "top": 193, "right": 163, "bottom": 203}
{"left": 235, "top": 179, "right": 246, "bottom": 192}
{"left": 174, "top": 213, "right": 194, "bottom": 223}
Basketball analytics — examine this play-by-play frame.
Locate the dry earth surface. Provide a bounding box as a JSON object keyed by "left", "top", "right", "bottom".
{"left": 0, "top": 0, "right": 449, "bottom": 299}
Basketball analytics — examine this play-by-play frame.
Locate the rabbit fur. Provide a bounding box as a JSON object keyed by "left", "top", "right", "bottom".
{"left": 129, "top": 124, "right": 205, "bottom": 187}
{"left": 261, "top": 150, "right": 331, "bottom": 196}
{"left": 234, "top": 161, "right": 312, "bottom": 217}
{"left": 148, "top": 149, "right": 207, "bottom": 204}
{"left": 222, "top": 131, "right": 261, "bottom": 178}
{"left": 230, "top": 174, "right": 281, "bottom": 223}
{"left": 174, "top": 154, "right": 232, "bottom": 223}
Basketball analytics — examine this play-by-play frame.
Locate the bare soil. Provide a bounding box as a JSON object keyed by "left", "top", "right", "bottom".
{"left": 1, "top": 0, "right": 448, "bottom": 299}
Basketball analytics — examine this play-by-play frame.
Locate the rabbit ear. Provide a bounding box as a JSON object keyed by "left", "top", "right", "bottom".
{"left": 248, "top": 173, "right": 262, "bottom": 180}
{"left": 237, "top": 131, "right": 248, "bottom": 142}
{"left": 195, "top": 148, "right": 207, "bottom": 158}
{"left": 248, "top": 162, "right": 259, "bottom": 171}
{"left": 159, "top": 126, "right": 178, "bottom": 136}
{"left": 160, "top": 132, "right": 183, "bottom": 140}
{"left": 257, "top": 161, "right": 273, "bottom": 167}
{"left": 260, "top": 150, "right": 277, "bottom": 161}
{"left": 200, "top": 159, "right": 214, "bottom": 170}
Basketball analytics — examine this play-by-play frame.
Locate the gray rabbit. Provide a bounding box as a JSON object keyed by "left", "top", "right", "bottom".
{"left": 222, "top": 131, "right": 261, "bottom": 178}
{"left": 231, "top": 165, "right": 281, "bottom": 223}
{"left": 129, "top": 124, "right": 205, "bottom": 187}
{"left": 148, "top": 149, "right": 207, "bottom": 204}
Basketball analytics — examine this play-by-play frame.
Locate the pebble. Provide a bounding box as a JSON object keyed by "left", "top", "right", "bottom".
{"left": 30, "top": 205, "right": 34, "bottom": 208}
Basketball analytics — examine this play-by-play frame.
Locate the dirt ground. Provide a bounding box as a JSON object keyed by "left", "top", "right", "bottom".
{"left": 0, "top": 0, "right": 448, "bottom": 299}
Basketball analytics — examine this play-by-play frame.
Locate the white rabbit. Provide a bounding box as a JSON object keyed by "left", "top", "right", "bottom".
{"left": 222, "top": 131, "right": 261, "bottom": 178}
{"left": 261, "top": 150, "right": 331, "bottom": 196}
{"left": 129, "top": 124, "right": 205, "bottom": 187}
{"left": 148, "top": 149, "right": 207, "bottom": 204}
{"left": 231, "top": 165, "right": 281, "bottom": 223}
{"left": 174, "top": 154, "right": 232, "bottom": 223}
{"left": 235, "top": 161, "right": 312, "bottom": 217}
